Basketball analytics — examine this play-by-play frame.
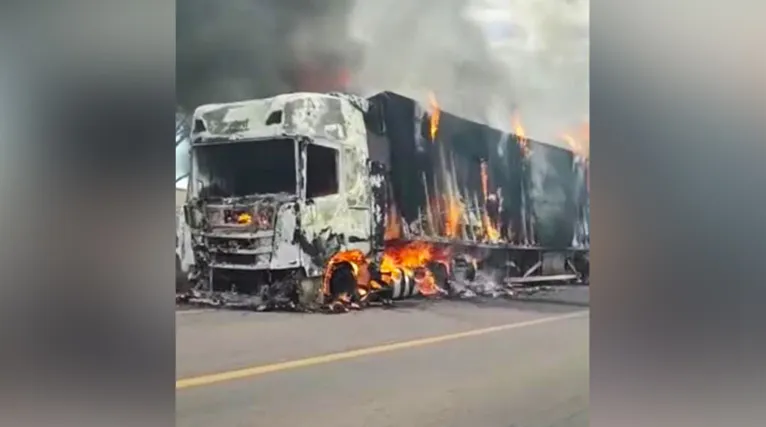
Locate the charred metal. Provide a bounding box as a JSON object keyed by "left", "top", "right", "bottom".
{"left": 176, "top": 91, "right": 590, "bottom": 313}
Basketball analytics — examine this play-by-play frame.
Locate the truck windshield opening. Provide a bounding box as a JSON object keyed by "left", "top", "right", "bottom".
{"left": 196, "top": 139, "right": 296, "bottom": 198}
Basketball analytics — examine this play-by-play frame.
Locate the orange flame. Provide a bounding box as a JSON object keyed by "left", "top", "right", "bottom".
{"left": 322, "top": 249, "right": 368, "bottom": 297}
{"left": 380, "top": 241, "right": 450, "bottom": 296}
{"left": 443, "top": 194, "right": 463, "bottom": 238}
{"left": 413, "top": 267, "right": 439, "bottom": 296}
{"left": 479, "top": 161, "right": 501, "bottom": 242}
{"left": 561, "top": 133, "right": 580, "bottom": 155}
{"left": 560, "top": 120, "right": 590, "bottom": 159}
{"left": 384, "top": 241, "right": 447, "bottom": 272}
{"left": 512, "top": 112, "right": 530, "bottom": 157}
{"left": 428, "top": 92, "right": 441, "bottom": 142}
{"left": 384, "top": 203, "right": 403, "bottom": 241}
{"left": 236, "top": 212, "right": 252, "bottom": 225}
{"left": 323, "top": 241, "right": 450, "bottom": 303}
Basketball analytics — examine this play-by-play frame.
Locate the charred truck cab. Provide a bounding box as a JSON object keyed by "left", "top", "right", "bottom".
{"left": 177, "top": 92, "right": 374, "bottom": 306}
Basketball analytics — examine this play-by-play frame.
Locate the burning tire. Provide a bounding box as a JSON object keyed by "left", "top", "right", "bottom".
{"left": 327, "top": 261, "right": 360, "bottom": 302}
{"left": 427, "top": 261, "right": 451, "bottom": 294}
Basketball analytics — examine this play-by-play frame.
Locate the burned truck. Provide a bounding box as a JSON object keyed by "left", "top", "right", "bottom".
{"left": 176, "top": 91, "right": 590, "bottom": 309}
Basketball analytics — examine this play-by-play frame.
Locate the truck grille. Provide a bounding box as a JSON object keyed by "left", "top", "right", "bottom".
{"left": 212, "top": 253, "right": 259, "bottom": 266}
{"left": 205, "top": 204, "right": 278, "bottom": 230}
{"left": 204, "top": 231, "right": 275, "bottom": 269}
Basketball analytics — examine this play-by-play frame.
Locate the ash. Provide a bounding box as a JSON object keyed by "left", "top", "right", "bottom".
{"left": 176, "top": 286, "right": 308, "bottom": 313}
{"left": 450, "top": 271, "right": 560, "bottom": 300}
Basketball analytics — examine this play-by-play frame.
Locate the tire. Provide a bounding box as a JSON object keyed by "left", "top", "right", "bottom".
{"left": 428, "top": 261, "right": 450, "bottom": 294}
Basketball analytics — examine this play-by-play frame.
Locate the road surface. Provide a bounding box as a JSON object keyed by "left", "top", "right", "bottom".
{"left": 176, "top": 289, "right": 589, "bottom": 427}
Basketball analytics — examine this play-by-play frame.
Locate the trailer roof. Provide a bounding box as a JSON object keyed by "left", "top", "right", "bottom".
{"left": 367, "top": 91, "right": 580, "bottom": 156}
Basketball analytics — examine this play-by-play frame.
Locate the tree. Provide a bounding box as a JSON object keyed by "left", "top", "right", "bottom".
{"left": 175, "top": 109, "right": 192, "bottom": 183}
{"left": 176, "top": 109, "right": 190, "bottom": 147}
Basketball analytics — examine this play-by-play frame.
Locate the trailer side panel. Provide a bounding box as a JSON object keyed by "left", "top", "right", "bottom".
{"left": 367, "top": 91, "right": 584, "bottom": 249}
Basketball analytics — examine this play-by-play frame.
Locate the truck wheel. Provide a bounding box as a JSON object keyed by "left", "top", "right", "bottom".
{"left": 327, "top": 262, "right": 357, "bottom": 299}
{"left": 428, "top": 261, "right": 450, "bottom": 295}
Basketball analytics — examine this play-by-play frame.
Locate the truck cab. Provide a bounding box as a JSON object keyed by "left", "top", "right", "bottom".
{"left": 177, "top": 92, "right": 375, "bottom": 299}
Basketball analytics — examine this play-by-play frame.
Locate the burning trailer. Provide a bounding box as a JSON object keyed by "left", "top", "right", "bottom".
{"left": 175, "top": 91, "right": 589, "bottom": 311}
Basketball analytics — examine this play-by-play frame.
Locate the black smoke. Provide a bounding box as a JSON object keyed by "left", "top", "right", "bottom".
{"left": 177, "top": 0, "right": 360, "bottom": 111}
{"left": 349, "top": 0, "right": 517, "bottom": 123}
{"left": 176, "top": 0, "right": 514, "bottom": 119}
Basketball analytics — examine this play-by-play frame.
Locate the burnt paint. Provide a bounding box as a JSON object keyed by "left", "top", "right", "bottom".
{"left": 368, "top": 160, "right": 388, "bottom": 253}
{"left": 295, "top": 226, "right": 345, "bottom": 268}
{"left": 366, "top": 91, "right": 587, "bottom": 250}
{"left": 192, "top": 93, "right": 366, "bottom": 144}
{"left": 572, "top": 158, "right": 590, "bottom": 248}
{"left": 284, "top": 97, "right": 347, "bottom": 140}
{"left": 181, "top": 93, "right": 375, "bottom": 308}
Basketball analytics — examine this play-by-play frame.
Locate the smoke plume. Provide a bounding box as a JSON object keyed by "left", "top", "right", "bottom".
{"left": 176, "top": 0, "right": 589, "bottom": 144}
{"left": 348, "top": 0, "right": 589, "bottom": 143}
{"left": 176, "top": 0, "right": 357, "bottom": 110}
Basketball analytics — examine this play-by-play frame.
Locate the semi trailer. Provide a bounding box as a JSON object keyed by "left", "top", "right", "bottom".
{"left": 175, "top": 91, "right": 589, "bottom": 310}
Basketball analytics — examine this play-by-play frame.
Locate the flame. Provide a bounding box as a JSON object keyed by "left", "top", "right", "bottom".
{"left": 428, "top": 92, "right": 441, "bottom": 142}
{"left": 384, "top": 203, "right": 403, "bottom": 241}
{"left": 323, "top": 241, "right": 450, "bottom": 305}
{"left": 380, "top": 241, "right": 450, "bottom": 296}
{"left": 560, "top": 120, "right": 590, "bottom": 159}
{"left": 479, "top": 161, "right": 501, "bottom": 242}
{"left": 236, "top": 212, "right": 252, "bottom": 225}
{"left": 561, "top": 133, "right": 580, "bottom": 154}
{"left": 512, "top": 111, "right": 530, "bottom": 157}
{"left": 322, "top": 249, "right": 368, "bottom": 297}
{"left": 384, "top": 241, "right": 448, "bottom": 272}
{"left": 443, "top": 194, "right": 463, "bottom": 238}
{"left": 413, "top": 267, "right": 439, "bottom": 296}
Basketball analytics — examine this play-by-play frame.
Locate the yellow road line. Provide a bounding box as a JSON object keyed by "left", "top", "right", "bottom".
{"left": 176, "top": 310, "right": 587, "bottom": 390}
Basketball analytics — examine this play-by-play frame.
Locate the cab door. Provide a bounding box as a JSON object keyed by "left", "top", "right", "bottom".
{"left": 340, "top": 143, "right": 372, "bottom": 253}
{"left": 302, "top": 138, "right": 372, "bottom": 247}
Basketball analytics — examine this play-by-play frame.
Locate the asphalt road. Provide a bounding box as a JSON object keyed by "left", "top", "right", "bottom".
{"left": 176, "top": 288, "right": 589, "bottom": 427}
